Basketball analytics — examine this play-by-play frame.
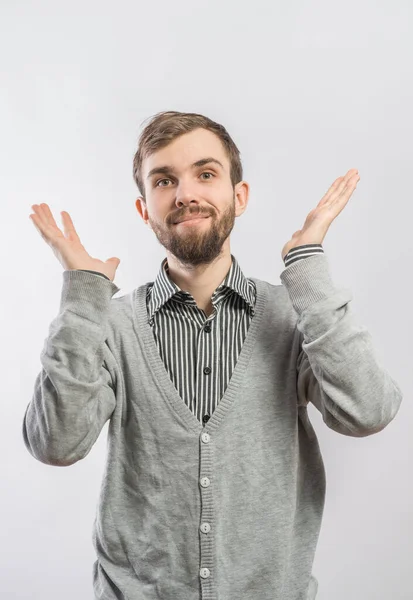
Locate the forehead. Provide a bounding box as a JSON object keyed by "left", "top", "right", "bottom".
{"left": 143, "top": 128, "right": 229, "bottom": 177}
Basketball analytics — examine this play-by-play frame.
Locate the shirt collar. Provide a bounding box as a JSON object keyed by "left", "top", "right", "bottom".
{"left": 147, "top": 253, "right": 255, "bottom": 319}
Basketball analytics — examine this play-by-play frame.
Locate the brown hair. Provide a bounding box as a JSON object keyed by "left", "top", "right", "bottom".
{"left": 132, "top": 110, "right": 243, "bottom": 201}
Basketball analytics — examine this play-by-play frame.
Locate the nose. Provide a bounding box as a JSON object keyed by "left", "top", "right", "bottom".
{"left": 175, "top": 184, "right": 200, "bottom": 205}
{"left": 175, "top": 191, "right": 203, "bottom": 213}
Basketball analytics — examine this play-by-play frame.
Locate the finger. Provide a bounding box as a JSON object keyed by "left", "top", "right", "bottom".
{"left": 31, "top": 203, "right": 61, "bottom": 232}
{"left": 41, "top": 204, "right": 80, "bottom": 242}
{"left": 324, "top": 173, "right": 360, "bottom": 214}
{"left": 29, "top": 212, "right": 50, "bottom": 243}
{"left": 30, "top": 204, "right": 49, "bottom": 228}
{"left": 40, "top": 203, "right": 61, "bottom": 229}
{"left": 329, "top": 177, "right": 349, "bottom": 201}
{"left": 345, "top": 168, "right": 359, "bottom": 178}
{"left": 319, "top": 177, "right": 344, "bottom": 204}
{"left": 318, "top": 169, "right": 359, "bottom": 207}
{"left": 60, "top": 211, "right": 81, "bottom": 242}
{"left": 30, "top": 204, "right": 64, "bottom": 239}
{"left": 29, "top": 206, "right": 54, "bottom": 239}
{"left": 336, "top": 172, "right": 360, "bottom": 202}
{"left": 317, "top": 178, "right": 343, "bottom": 207}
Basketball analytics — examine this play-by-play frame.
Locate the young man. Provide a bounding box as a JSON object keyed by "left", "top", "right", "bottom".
{"left": 24, "top": 111, "right": 403, "bottom": 600}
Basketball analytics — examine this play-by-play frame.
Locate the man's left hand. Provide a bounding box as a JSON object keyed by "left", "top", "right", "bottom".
{"left": 281, "top": 168, "right": 361, "bottom": 261}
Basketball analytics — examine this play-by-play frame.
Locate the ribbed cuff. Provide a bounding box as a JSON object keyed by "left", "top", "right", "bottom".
{"left": 60, "top": 269, "right": 120, "bottom": 320}
{"left": 280, "top": 253, "right": 337, "bottom": 314}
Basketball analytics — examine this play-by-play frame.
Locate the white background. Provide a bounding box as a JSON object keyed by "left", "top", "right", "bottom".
{"left": 1, "top": 0, "right": 412, "bottom": 598}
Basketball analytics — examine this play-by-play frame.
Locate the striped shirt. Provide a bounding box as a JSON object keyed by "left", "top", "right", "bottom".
{"left": 80, "top": 244, "right": 324, "bottom": 423}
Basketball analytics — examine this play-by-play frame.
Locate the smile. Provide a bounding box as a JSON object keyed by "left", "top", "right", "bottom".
{"left": 175, "top": 217, "right": 210, "bottom": 225}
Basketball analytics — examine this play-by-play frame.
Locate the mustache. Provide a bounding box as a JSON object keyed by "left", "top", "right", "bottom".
{"left": 171, "top": 208, "right": 212, "bottom": 224}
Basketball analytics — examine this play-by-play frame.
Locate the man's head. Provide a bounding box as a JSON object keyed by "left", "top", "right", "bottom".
{"left": 133, "top": 111, "right": 249, "bottom": 267}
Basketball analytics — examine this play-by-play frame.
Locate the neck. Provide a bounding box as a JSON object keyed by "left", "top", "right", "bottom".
{"left": 165, "top": 252, "right": 233, "bottom": 314}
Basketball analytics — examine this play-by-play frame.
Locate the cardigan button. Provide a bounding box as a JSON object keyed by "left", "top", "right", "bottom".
{"left": 200, "top": 567, "right": 210, "bottom": 579}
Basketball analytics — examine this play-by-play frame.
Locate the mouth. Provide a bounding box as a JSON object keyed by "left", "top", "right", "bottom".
{"left": 174, "top": 216, "right": 210, "bottom": 225}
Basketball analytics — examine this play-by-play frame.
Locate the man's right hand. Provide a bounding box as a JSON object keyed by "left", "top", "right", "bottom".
{"left": 29, "top": 203, "right": 121, "bottom": 282}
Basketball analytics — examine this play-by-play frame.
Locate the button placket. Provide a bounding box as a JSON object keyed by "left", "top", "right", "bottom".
{"left": 199, "top": 429, "right": 213, "bottom": 586}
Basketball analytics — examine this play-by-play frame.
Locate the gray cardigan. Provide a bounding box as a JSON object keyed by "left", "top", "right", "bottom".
{"left": 22, "top": 254, "right": 403, "bottom": 599}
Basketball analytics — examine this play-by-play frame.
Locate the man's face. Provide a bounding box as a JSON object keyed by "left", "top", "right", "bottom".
{"left": 135, "top": 128, "right": 248, "bottom": 267}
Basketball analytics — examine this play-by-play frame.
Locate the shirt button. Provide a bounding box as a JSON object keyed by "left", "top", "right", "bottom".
{"left": 200, "top": 476, "right": 210, "bottom": 488}
{"left": 203, "top": 366, "right": 211, "bottom": 375}
{"left": 204, "top": 324, "right": 211, "bottom": 333}
{"left": 202, "top": 414, "right": 210, "bottom": 424}
{"left": 201, "top": 432, "right": 210, "bottom": 443}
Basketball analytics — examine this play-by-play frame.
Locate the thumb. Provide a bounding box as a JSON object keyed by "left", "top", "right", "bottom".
{"left": 105, "top": 257, "right": 121, "bottom": 268}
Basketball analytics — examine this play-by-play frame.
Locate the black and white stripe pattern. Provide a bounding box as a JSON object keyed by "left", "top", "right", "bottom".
{"left": 283, "top": 244, "right": 324, "bottom": 266}
{"left": 145, "top": 245, "right": 323, "bottom": 424}
{"left": 80, "top": 244, "right": 324, "bottom": 424}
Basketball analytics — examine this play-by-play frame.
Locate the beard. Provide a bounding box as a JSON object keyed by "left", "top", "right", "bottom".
{"left": 147, "top": 194, "right": 236, "bottom": 267}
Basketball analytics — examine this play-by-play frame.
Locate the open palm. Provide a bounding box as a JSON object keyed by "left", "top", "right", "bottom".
{"left": 29, "top": 203, "right": 121, "bottom": 281}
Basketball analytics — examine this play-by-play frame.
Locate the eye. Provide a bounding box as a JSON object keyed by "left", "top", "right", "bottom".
{"left": 156, "top": 178, "right": 172, "bottom": 187}
{"left": 155, "top": 172, "right": 215, "bottom": 187}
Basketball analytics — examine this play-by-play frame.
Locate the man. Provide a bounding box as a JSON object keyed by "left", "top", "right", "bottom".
{"left": 23, "top": 111, "right": 403, "bottom": 599}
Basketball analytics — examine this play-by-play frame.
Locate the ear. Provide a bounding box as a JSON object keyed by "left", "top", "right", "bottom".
{"left": 234, "top": 181, "right": 250, "bottom": 217}
{"left": 135, "top": 197, "right": 152, "bottom": 228}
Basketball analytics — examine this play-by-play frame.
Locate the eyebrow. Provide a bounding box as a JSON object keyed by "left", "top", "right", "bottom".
{"left": 146, "top": 157, "right": 225, "bottom": 181}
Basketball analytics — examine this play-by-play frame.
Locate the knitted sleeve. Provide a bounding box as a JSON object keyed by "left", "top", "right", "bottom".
{"left": 22, "top": 270, "right": 121, "bottom": 465}
{"left": 280, "top": 254, "right": 403, "bottom": 437}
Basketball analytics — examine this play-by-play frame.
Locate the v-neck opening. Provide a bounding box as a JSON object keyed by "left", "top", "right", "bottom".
{"left": 132, "top": 277, "right": 269, "bottom": 435}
